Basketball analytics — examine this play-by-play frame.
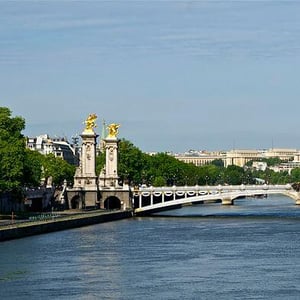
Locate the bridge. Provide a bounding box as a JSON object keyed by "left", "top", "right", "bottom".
{"left": 133, "top": 184, "right": 300, "bottom": 215}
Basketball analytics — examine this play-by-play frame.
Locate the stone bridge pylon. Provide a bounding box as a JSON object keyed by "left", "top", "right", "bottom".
{"left": 66, "top": 114, "right": 131, "bottom": 211}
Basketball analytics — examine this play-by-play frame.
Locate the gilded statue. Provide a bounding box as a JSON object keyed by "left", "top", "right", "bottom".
{"left": 84, "top": 113, "right": 97, "bottom": 132}
{"left": 107, "top": 123, "right": 120, "bottom": 138}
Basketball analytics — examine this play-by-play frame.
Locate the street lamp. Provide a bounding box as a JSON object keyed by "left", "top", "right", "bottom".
{"left": 205, "top": 176, "right": 209, "bottom": 185}
{"left": 218, "top": 174, "right": 222, "bottom": 185}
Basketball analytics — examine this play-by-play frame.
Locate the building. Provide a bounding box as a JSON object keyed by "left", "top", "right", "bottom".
{"left": 174, "top": 150, "right": 226, "bottom": 167}
{"left": 270, "top": 161, "right": 300, "bottom": 174}
{"left": 264, "top": 148, "right": 300, "bottom": 161}
{"left": 26, "top": 134, "right": 79, "bottom": 165}
{"left": 174, "top": 148, "right": 300, "bottom": 170}
{"left": 225, "top": 149, "right": 261, "bottom": 167}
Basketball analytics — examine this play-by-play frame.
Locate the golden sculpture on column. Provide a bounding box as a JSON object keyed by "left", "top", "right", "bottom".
{"left": 83, "top": 113, "right": 97, "bottom": 133}
{"left": 107, "top": 123, "right": 120, "bottom": 138}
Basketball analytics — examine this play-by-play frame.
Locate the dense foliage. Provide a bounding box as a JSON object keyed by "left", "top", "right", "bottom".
{"left": 0, "top": 107, "right": 26, "bottom": 192}
{"left": 96, "top": 139, "right": 282, "bottom": 187}
{"left": 0, "top": 107, "right": 75, "bottom": 195}
{"left": 40, "top": 153, "right": 75, "bottom": 186}
{"left": 96, "top": 139, "right": 298, "bottom": 187}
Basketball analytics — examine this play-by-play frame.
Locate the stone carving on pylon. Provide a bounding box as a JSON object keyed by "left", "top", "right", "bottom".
{"left": 99, "top": 123, "right": 121, "bottom": 189}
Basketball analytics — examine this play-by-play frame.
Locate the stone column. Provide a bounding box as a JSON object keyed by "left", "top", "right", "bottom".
{"left": 74, "top": 131, "right": 98, "bottom": 189}
{"left": 81, "top": 132, "right": 98, "bottom": 188}
{"left": 72, "top": 130, "right": 99, "bottom": 208}
{"left": 222, "top": 197, "right": 233, "bottom": 205}
{"left": 103, "top": 137, "right": 119, "bottom": 187}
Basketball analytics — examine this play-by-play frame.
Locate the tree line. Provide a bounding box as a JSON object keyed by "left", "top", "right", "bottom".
{"left": 99, "top": 139, "right": 298, "bottom": 187}
{"left": 1, "top": 106, "right": 300, "bottom": 199}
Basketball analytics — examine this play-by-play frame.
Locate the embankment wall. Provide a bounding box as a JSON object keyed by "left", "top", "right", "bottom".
{"left": 0, "top": 210, "right": 133, "bottom": 242}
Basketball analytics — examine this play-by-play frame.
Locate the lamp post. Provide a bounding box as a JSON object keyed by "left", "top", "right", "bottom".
{"left": 205, "top": 176, "right": 209, "bottom": 185}
{"left": 247, "top": 174, "right": 251, "bottom": 185}
{"left": 217, "top": 174, "right": 222, "bottom": 185}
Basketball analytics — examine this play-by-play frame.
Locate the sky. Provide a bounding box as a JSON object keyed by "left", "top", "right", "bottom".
{"left": 1, "top": 0, "right": 300, "bottom": 153}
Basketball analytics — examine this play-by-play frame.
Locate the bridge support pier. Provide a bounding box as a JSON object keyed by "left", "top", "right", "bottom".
{"left": 222, "top": 198, "right": 233, "bottom": 205}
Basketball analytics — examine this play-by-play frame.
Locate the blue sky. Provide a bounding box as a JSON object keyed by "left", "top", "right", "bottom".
{"left": 1, "top": 1, "right": 300, "bottom": 152}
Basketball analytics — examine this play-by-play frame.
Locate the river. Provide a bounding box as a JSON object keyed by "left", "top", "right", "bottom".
{"left": 0, "top": 195, "right": 300, "bottom": 299}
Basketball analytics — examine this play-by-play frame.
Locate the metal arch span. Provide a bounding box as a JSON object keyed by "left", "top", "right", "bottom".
{"left": 133, "top": 184, "right": 300, "bottom": 215}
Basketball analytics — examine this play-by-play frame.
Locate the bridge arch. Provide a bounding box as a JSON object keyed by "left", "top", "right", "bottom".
{"left": 104, "top": 196, "right": 121, "bottom": 210}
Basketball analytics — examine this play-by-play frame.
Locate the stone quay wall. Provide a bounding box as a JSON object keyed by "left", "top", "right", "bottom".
{"left": 0, "top": 210, "right": 133, "bottom": 242}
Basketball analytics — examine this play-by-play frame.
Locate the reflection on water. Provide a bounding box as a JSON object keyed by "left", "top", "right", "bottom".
{"left": 155, "top": 194, "right": 300, "bottom": 218}
{"left": 0, "top": 195, "right": 299, "bottom": 299}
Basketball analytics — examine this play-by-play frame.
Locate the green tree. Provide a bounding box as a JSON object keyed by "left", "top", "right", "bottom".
{"left": 41, "top": 154, "right": 75, "bottom": 185}
{"left": 261, "top": 157, "right": 283, "bottom": 166}
{"left": 152, "top": 176, "right": 166, "bottom": 187}
{"left": 96, "top": 151, "right": 105, "bottom": 175}
{"left": 200, "top": 164, "right": 221, "bottom": 185}
{"left": 23, "top": 149, "right": 43, "bottom": 187}
{"left": 0, "top": 107, "right": 26, "bottom": 192}
{"left": 211, "top": 159, "right": 224, "bottom": 168}
{"left": 117, "top": 139, "right": 148, "bottom": 185}
{"left": 146, "top": 152, "right": 189, "bottom": 186}
{"left": 290, "top": 168, "right": 300, "bottom": 183}
{"left": 224, "top": 165, "right": 244, "bottom": 185}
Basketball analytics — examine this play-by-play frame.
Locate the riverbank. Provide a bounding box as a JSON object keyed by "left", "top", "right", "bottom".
{"left": 0, "top": 209, "right": 133, "bottom": 242}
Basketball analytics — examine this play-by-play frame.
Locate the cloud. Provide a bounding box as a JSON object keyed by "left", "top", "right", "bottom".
{"left": 1, "top": 1, "right": 300, "bottom": 67}
{"left": 156, "top": 23, "right": 300, "bottom": 59}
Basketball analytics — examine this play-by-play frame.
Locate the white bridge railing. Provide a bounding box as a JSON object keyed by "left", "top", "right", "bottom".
{"left": 133, "top": 184, "right": 299, "bottom": 214}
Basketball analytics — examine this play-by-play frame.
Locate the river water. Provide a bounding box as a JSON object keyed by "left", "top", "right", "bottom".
{"left": 1, "top": 195, "right": 300, "bottom": 299}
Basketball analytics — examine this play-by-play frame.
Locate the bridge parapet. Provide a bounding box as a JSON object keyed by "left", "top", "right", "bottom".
{"left": 135, "top": 183, "right": 292, "bottom": 195}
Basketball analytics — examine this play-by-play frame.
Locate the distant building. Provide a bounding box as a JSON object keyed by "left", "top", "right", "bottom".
{"left": 174, "top": 148, "right": 300, "bottom": 170}
{"left": 264, "top": 148, "right": 300, "bottom": 161}
{"left": 174, "top": 150, "right": 226, "bottom": 167}
{"left": 26, "top": 134, "right": 79, "bottom": 165}
{"left": 225, "top": 149, "right": 260, "bottom": 167}
{"left": 270, "top": 161, "right": 300, "bottom": 174}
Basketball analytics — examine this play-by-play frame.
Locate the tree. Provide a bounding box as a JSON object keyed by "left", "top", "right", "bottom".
{"left": 41, "top": 154, "right": 75, "bottom": 185}
{"left": 261, "top": 157, "right": 283, "bottom": 166}
{"left": 0, "top": 107, "right": 26, "bottom": 192}
{"left": 211, "top": 159, "right": 224, "bottom": 168}
{"left": 290, "top": 168, "right": 300, "bottom": 183}
{"left": 152, "top": 176, "right": 167, "bottom": 187}
{"left": 117, "top": 139, "right": 148, "bottom": 185}
{"left": 200, "top": 164, "right": 222, "bottom": 185}
{"left": 0, "top": 107, "right": 76, "bottom": 191}
{"left": 224, "top": 165, "right": 244, "bottom": 185}
{"left": 23, "top": 149, "right": 43, "bottom": 187}
{"left": 96, "top": 151, "right": 105, "bottom": 176}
